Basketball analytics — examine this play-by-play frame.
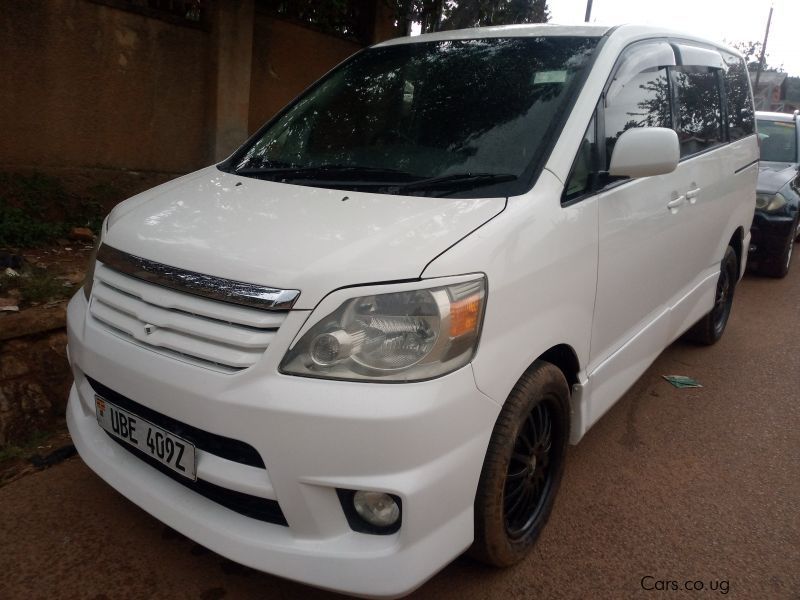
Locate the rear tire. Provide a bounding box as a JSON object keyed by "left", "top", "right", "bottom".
{"left": 686, "top": 245, "right": 737, "bottom": 345}
{"left": 471, "top": 361, "right": 570, "bottom": 567}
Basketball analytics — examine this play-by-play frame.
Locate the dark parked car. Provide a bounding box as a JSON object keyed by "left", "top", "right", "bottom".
{"left": 750, "top": 111, "right": 800, "bottom": 277}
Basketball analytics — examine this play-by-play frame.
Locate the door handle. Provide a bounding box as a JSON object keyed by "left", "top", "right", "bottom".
{"left": 686, "top": 187, "right": 701, "bottom": 204}
{"left": 667, "top": 195, "right": 686, "bottom": 211}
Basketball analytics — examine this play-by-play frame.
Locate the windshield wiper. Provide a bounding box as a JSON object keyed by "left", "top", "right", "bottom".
{"left": 398, "top": 172, "right": 517, "bottom": 193}
{"left": 234, "top": 166, "right": 517, "bottom": 195}
{"left": 235, "top": 165, "right": 412, "bottom": 181}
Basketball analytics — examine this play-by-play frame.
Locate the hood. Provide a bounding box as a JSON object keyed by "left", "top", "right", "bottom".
{"left": 757, "top": 162, "right": 799, "bottom": 195}
{"left": 103, "top": 167, "right": 506, "bottom": 309}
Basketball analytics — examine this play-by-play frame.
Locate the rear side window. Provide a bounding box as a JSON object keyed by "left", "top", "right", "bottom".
{"left": 721, "top": 52, "right": 755, "bottom": 141}
{"left": 563, "top": 42, "right": 752, "bottom": 205}
{"left": 672, "top": 67, "right": 724, "bottom": 157}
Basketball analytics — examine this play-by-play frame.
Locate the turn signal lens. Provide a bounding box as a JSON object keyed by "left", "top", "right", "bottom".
{"left": 450, "top": 294, "right": 481, "bottom": 338}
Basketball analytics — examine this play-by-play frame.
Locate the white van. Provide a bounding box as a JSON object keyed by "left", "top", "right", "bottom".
{"left": 66, "top": 24, "right": 757, "bottom": 598}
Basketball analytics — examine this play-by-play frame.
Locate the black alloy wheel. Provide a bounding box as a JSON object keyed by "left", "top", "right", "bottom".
{"left": 504, "top": 400, "right": 556, "bottom": 539}
{"left": 711, "top": 254, "right": 735, "bottom": 337}
{"left": 685, "top": 245, "right": 738, "bottom": 345}
{"left": 471, "top": 361, "right": 570, "bottom": 567}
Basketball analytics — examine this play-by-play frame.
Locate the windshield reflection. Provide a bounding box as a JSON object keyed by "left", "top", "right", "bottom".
{"left": 226, "top": 36, "right": 600, "bottom": 197}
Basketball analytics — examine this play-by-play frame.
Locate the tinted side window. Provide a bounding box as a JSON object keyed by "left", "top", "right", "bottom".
{"left": 672, "top": 67, "right": 723, "bottom": 157}
{"left": 721, "top": 52, "right": 755, "bottom": 140}
{"left": 604, "top": 67, "right": 670, "bottom": 169}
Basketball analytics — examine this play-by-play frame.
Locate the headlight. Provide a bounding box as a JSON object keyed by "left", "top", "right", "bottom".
{"left": 82, "top": 217, "right": 107, "bottom": 301}
{"left": 280, "top": 277, "right": 486, "bottom": 382}
{"left": 755, "top": 192, "right": 788, "bottom": 212}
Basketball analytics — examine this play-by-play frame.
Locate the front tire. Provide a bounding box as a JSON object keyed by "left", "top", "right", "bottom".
{"left": 471, "top": 361, "right": 570, "bottom": 567}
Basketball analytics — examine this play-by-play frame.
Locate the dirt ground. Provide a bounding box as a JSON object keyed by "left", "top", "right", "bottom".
{"left": 20, "top": 243, "right": 94, "bottom": 279}
{"left": 0, "top": 427, "right": 72, "bottom": 487}
{"left": 0, "top": 242, "right": 93, "bottom": 311}
{"left": 0, "top": 261, "right": 798, "bottom": 600}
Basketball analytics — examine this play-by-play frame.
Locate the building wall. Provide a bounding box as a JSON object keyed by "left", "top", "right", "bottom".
{"left": 0, "top": 0, "right": 395, "bottom": 200}
{"left": 248, "top": 13, "right": 362, "bottom": 133}
{"left": 0, "top": 0, "right": 213, "bottom": 176}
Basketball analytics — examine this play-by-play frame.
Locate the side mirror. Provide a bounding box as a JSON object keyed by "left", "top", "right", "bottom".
{"left": 609, "top": 127, "right": 679, "bottom": 178}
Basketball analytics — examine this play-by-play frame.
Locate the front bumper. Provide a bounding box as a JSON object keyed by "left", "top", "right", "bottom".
{"left": 66, "top": 293, "right": 499, "bottom": 597}
{"left": 748, "top": 211, "right": 795, "bottom": 267}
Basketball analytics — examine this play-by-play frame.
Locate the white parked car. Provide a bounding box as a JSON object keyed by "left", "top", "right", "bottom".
{"left": 66, "top": 24, "right": 757, "bottom": 598}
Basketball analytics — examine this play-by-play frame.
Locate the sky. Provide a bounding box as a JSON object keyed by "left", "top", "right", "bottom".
{"left": 548, "top": 0, "right": 800, "bottom": 76}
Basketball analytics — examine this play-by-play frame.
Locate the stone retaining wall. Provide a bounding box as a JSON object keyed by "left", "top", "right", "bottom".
{"left": 0, "top": 304, "right": 70, "bottom": 447}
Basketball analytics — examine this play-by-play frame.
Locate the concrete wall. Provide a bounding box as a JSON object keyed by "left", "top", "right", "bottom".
{"left": 0, "top": 0, "right": 396, "bottom": 200}
{"left": 0, "top": 0, "right": 213, "bottom": 176}
{"left": 248, "top": 13, "right": 363, "bottom": 132}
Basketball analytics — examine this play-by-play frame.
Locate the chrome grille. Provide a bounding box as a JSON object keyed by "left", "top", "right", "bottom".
{"left": 89, "top": 262, "right": 288, "bottom": 372}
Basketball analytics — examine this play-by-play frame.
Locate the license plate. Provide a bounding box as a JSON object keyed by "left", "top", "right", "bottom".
{"left": 95, "top": 396, "right": 196, "bottom": 480}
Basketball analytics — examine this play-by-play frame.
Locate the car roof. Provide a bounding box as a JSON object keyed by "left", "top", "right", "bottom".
{"left": 756, "top": 111, "right": 799, "bottom": 123}
{"left": 374, "top": 23, "right": 612, "bottom": 47}
{"left": 374, "top": 23, "right": 735, "bottom": 54}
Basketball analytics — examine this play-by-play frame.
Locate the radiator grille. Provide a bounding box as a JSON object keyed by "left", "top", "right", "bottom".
{"left": 90, "top": 263, "right": 287, "bottom": 372}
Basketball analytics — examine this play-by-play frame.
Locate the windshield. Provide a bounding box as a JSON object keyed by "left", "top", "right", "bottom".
{"left": 224, "top": 36, "right": 600, "bottom": 197}
{"left": 758, "top": 118, "right": 798, "bottom": 163}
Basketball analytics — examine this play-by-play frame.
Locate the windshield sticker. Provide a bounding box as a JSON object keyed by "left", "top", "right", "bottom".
{"left": 534, "top": 71, "right": 567, "bottom": 85}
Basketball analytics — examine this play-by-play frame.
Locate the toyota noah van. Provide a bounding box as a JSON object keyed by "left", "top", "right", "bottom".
{"left": 66, "top": 24, "right": 758, "bottom": 598}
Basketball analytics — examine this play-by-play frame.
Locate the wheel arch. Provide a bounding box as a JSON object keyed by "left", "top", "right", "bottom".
{"left": 531, "top": 343, "right": 586, "bottom": 444}
{"left": 538, "top": 343, "right": 581, "bottom": 388}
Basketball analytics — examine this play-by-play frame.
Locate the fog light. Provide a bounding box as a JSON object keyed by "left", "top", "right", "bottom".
{"left": 353, "top": 490, "right": 401, "bottom": 529}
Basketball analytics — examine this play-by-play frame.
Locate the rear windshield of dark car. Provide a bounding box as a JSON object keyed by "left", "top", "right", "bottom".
{"left": 222, "top": 36, "right": 601, "bottom": 198}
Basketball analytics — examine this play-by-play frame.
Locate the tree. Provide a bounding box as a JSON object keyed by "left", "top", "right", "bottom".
{"left": 389, "top": 0, "right": 550, "bottom": 35}
{"left": 441, "top": 0, "right": 550, "bottom": 30}
{"left": 727, "top": 40, "right": 783, "bottom": 73}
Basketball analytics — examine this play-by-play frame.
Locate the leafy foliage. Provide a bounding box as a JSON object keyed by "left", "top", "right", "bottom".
{"left": 262, "top": 0, "right": 550, "bottom": 43}
{"left": 263, "top": 1, "right": 551, "bottom": 41}
{"left": 14, "top": 267, "right": 74, "bottom": 304}
{"left": 441, "top": 0, "right": 550, "bottom": 31}
{"left": 0, "top": 201, "right": 68, "bottom": 248}
{"left": 727, "top": 40, "right": 782, "bottom": 72}
{"left": 0, "top": 173, "right": 104, "bottom": 248}
{"left": 389, "top": 0, "right": 549, "bottom": 34}
{"left": 0, "top": 430, "right": 54, "bottom": 463}
{"left": 263, "top": 0, "right": 379, "bottom": 42}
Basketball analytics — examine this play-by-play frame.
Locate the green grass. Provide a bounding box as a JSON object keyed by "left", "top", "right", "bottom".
{"left": 0, "top": 200, "right": 69, "bottom": 247}
{"left": 0, "top": 430, "right": 53, "bottom": 462}
{"left": 0, "top": 172, "right": 105, "bottom": 248}
{"left": 0, "top": 266, "right": 75, "bottom": 307}
{"left": 16, "top": 268, "right": 74, "bottom": 304}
